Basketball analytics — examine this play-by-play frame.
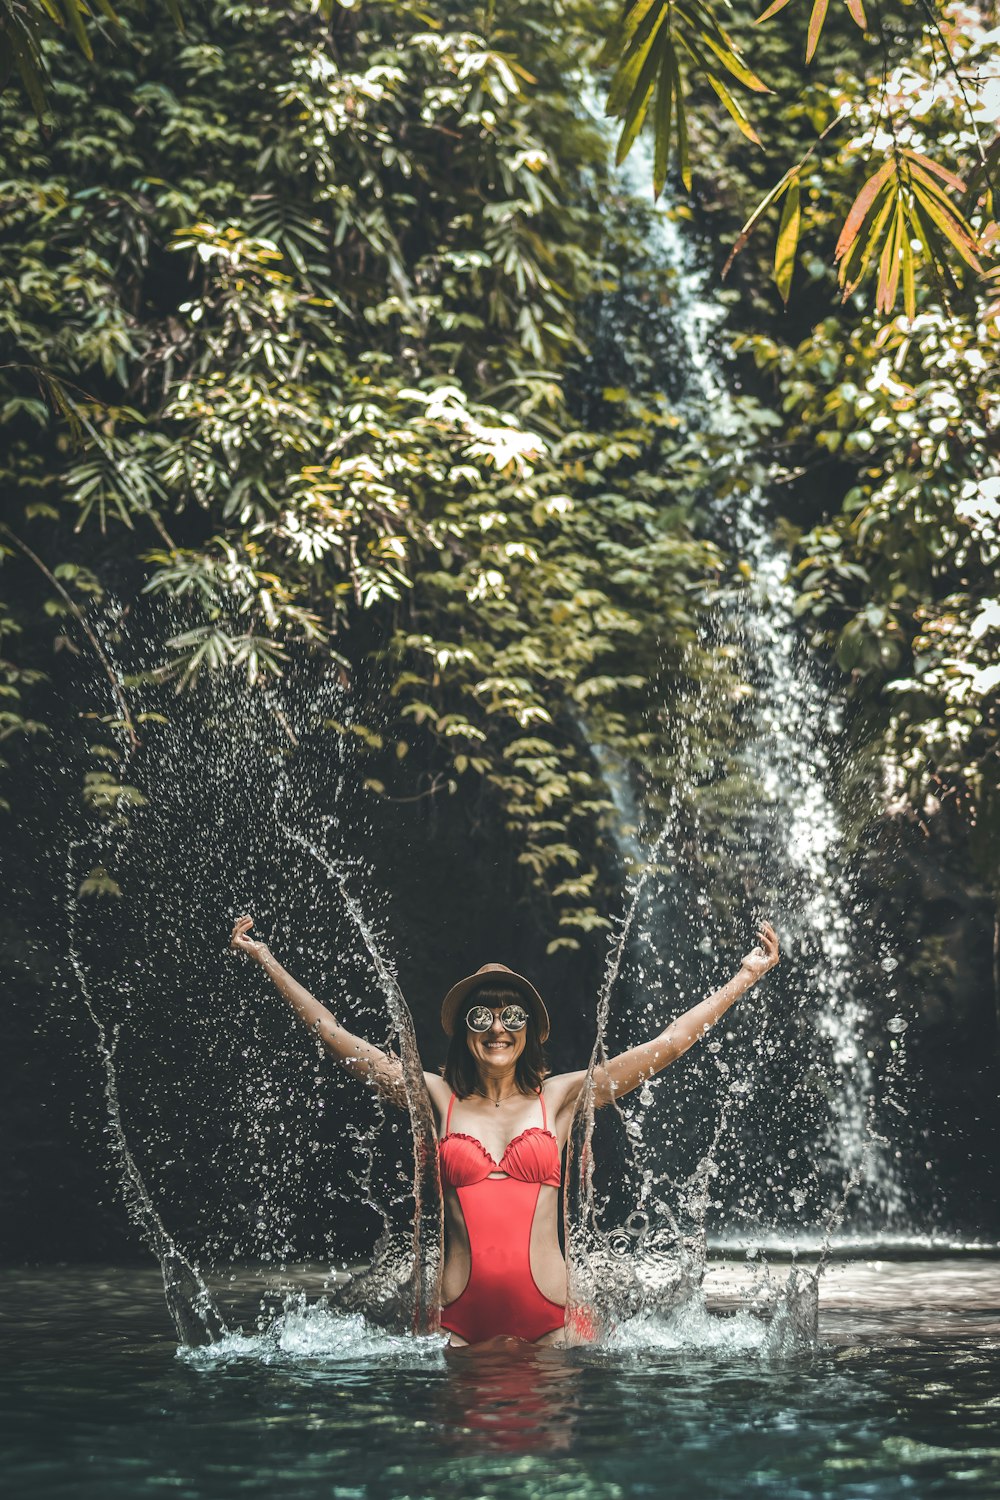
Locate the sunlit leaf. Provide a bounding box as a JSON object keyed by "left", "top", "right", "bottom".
{"left": 835, "top": 159, "right": 895, "bottom": 264}
{"left": 806, "top": 0, "right": 830, "bottom": 64}
{"left": 722, "top": 164, "right": 799, "bottom": 278}
{"left": 774, "top": 173, "right": 801, "bottom": 302}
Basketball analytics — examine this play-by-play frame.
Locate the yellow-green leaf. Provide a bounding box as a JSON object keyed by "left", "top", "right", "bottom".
{"left": 901, "top": 227, "right": 916, "bottom": 321}
{"left": 806, "top": 0, "right": 831, "bottom": 63}
{"left": 674, "top": 52, "right": 691, "bottom": 192}
{"left": 652, "top": 38, "right": 675, "bottom": 198}
{"left": 774, "top": 173, "right": 801, "bottom": 302}
{"left": 756, "top": 0, "right": 795, "bottom": 21}
{"left": 615, "top": 27, "right": 669, "bottom": 164}
{"left": 722, "top": 164, "right": 798, "bottom": 278}
{"left": 834, "top": 159, "right": 895, "bottom": 264}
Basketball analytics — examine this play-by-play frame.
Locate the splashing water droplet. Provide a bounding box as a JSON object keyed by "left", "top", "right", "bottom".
{"left": 886, "top": 1016, "right": 908, "bottom": 1035}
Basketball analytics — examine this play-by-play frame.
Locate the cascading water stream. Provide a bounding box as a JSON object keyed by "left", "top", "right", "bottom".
{"left": 561, "top": 802, "right": 835, "bottom": 1351}
{"left": 582, "top": 125, "right": 908, "bottom": 1227}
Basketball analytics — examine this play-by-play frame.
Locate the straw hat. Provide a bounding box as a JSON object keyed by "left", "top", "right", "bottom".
{"left": 440, "top": 962, "right": 550, "bottom": 1042}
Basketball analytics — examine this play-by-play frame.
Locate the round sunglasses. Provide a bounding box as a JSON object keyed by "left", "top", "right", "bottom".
{"left": 465, "top": 1003, "right": 529, "bottom": 1034}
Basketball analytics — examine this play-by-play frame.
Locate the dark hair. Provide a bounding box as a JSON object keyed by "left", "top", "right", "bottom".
{"left": 440, "top": 980, "right": 549, "bottom": 1100}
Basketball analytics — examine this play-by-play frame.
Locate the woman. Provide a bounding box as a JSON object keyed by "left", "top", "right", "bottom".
{"left": 229, "top": 915, "right": 780, "bottom": 1347}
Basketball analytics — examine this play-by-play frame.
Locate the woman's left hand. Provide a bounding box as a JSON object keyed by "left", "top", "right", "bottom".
{"left": 739, "top": 920, "right": 780, "bottom": 983}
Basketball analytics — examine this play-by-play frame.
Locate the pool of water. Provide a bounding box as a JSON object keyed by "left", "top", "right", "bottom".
{"left": 3, "top": 1258, "right": 998, "bottom": 1498}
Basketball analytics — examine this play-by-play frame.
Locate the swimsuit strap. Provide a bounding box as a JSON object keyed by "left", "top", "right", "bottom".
{"left": 538, "top": 1086, "right": 547, "bottom": 1130}
{"left": 446, "top": 1091, "right": 456, "bottom": 1133}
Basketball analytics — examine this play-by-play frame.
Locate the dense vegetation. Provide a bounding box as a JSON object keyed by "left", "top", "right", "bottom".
{"left": 1, "top": 0, "right": 760, "bottom": 950}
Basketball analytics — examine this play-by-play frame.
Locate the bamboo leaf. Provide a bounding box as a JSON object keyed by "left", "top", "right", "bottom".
{"left": 702, "top": 67, "right": 762, "bottom": 144}
{"left": 887, "top": 206, "right": 904, "bottom": 309}
{"left": 908, "top": 202, "right": 960, "bottom": 297}
{"left": 774, "top": 173, "right": 801, "bottom": 302}
{"left": 599, "top": 0, "right": 662, "bottom": 66}
{"left": 905, "top": 163, "right": 983, "bottom": 267}
{"left": 756, "top": 0, "right": 795, "bottom": 21}
{"left": 59, "top": 0, "right": 95, "bottom": 61}
{"left": 694, "top": 28, "right": 771, "bottom": 92}
{"left": 615, "top": 26, "right": 670, "bottom": 164}
{"left": 679, "top": 33, "right": 762, "bottom": 143}
{"left": 910, "top": 182, "right": 983, "bottom": 273}
{"left": 839, "top": 186, "right": 895, "bottom": 297}
{"left": 901, "top": 223, "right": 916, "bottom": 321}
{"left": 902, "top": 147, "right": 967, "bottom": 195}
{"left": 606, "top": 2, "right": 670, "bottom": 117}
{"left": 673, "top": 51, "right": 691, "bottom": 192}
{"left": 722, "top": 165, "right": 798, "bottom": 277}
{"left": 834, "top": 159, "right": 896, "bottom": 264}
{"left": 5, "top": 17, "right": 49, "bottom": 120}
{"left": 877, "top": 203, "right": 903, "bottom": 313}
{"left": 844, "top": 0, "right": 867, "bottom": 26}
{"left": 652, "top": 39, "right": 675, "bottom": 198}
{"left": 806, "top": 0, "right": 831, "bottom": 64}
{"left": 674, "top": 3, "right": 771, "bottom": 91}
{"left": 874, "top": 205, "right": 895, "bottom": 312}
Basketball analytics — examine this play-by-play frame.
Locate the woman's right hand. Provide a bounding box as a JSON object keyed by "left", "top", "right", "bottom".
{"left": 229, "top": 914, "right": 270, "bottom": 963}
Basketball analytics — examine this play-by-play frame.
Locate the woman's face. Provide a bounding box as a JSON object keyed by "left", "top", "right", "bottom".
{"left": 465, "top": 1004, "right": 528, "bottom": 1074}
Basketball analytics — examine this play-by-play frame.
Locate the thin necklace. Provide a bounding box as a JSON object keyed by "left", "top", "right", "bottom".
{"left": 476, "top": 1085, "right": 519, "bottom": 1108}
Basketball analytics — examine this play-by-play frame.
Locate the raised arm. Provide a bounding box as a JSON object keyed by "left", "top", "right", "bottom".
{"left": 229, "top": 914, "right": 406, "bottom": 1107}
{"left": 552, "top": 922, "right": 780, "bottom": 1120}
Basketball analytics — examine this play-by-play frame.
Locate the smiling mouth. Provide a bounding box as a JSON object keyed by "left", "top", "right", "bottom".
{"left": 483, "top": 1040, "right": 512, "bottom": 1051}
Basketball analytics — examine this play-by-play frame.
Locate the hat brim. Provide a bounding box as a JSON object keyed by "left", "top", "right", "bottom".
{"left": 440, "top": 966, "right": 550, "bottom": 1042}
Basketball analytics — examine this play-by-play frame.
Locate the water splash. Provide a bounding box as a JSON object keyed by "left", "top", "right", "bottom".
{"left": 564, "top": 822, "right": 696, "bottom": 1339}
{"left": 67, "top": 837, "right": 228, "bottom": 1346}
{"left": 277, "top": 803, "right": 444, "bottom": 1335}
{"left": 180, "top": 1294, "right": 445, "bottom": 1368}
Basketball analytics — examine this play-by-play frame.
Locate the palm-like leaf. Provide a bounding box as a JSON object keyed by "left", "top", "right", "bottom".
{"left": 835, "top": 149, "right": 982, "bottom": 317}
{"left": 602, "top": 0, "right": 770, "bottom": 196}
{"left": 755, "top": 0, "right": 867, "bottom": 64}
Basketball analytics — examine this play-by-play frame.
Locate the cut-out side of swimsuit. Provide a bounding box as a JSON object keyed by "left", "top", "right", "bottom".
{"left": 438, "top": 1088, "right": 565, "bottom": 1344}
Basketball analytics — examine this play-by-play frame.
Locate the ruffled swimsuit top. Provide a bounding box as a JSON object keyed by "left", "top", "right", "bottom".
{"left": 438, "top": 1092, "right": 561, "bottom": 1189}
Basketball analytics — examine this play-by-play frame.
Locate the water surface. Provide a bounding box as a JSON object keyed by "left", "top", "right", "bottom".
{"left": 3, "top": 1258, "right": 998, "bottom": 1498}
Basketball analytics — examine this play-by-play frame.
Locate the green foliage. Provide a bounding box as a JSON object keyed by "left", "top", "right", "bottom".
{"left": 0, "top": 0, "right": 740, "bottom": 941}
{"left": 600, "top": 0, "right": 769, "bottom": 194}
{"left": 600, "top": 1, "right": 999, "bottom": 315}
{"left": 680, "top": 3, "right": 1000, "bottom": 890}
{"left": 1, "top": 0, "right": 183, "bottom": 118}
{"left": 747, "top": 294, "right": 1000, "bottom": 876}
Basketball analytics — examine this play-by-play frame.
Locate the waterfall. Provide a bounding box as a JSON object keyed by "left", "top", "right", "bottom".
{"left": 574, "top": 115, "right": 907, "bottom": 1233}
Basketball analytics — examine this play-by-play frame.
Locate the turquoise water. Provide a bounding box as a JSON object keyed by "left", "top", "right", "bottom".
{"left": 3, "top": 1258, "right": 998, "bottom": 1498}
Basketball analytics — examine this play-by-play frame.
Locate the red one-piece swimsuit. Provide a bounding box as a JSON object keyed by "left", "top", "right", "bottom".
{"left": 437, "top": 1087, "right": 566, "bottom": 1344}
